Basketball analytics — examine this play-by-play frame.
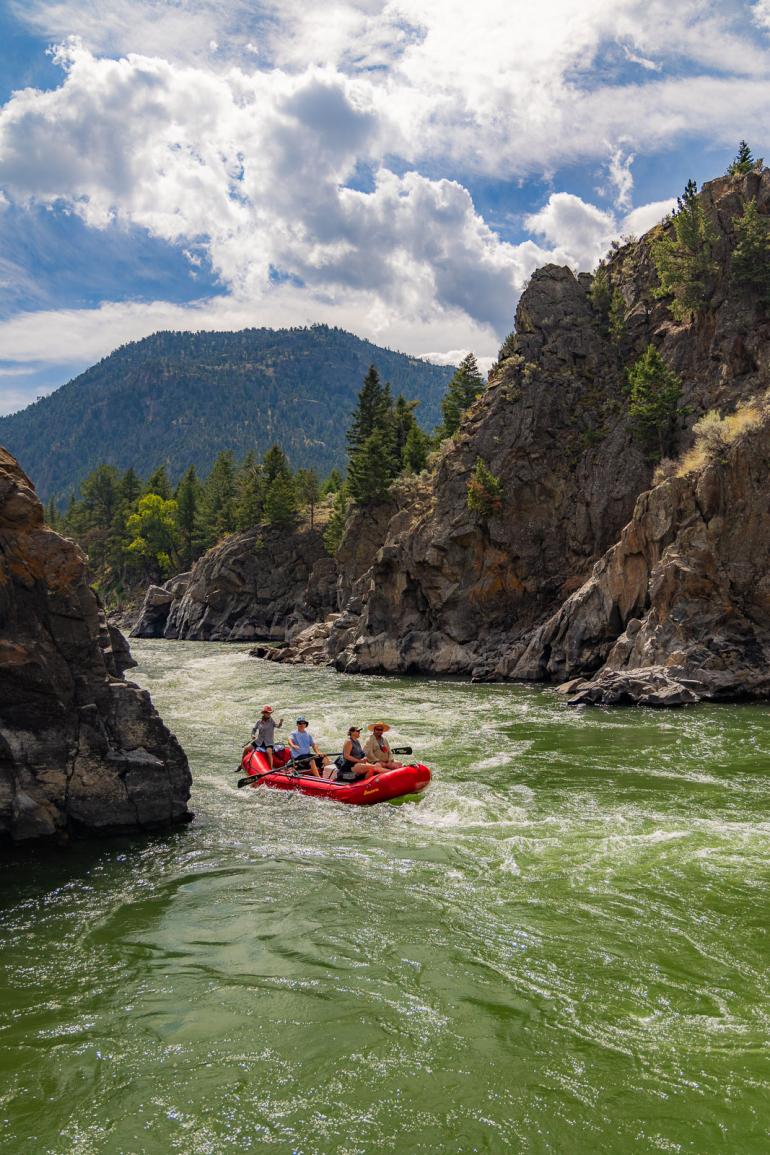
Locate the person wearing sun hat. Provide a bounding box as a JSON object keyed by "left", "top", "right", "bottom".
{"left": 363, "top": 722, "right": 402, "bottom": 770}
{"left": 250, "top": 705, "right": 283, "bottom": 769}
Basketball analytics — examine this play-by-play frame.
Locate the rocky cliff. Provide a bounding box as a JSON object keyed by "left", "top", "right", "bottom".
{"left": 514, "top": 406, "right": 770, "bottom": 704}
{"left": 132, "top": 524, "right": 337, "bottom": 641}
{"left": 299, "top": 168, "right": 770, "bottom": 697}
{"left": 0, "top": 447, "right": 192, "bottom": 844}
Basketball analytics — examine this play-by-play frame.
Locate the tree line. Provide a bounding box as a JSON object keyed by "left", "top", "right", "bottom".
{"left": 49, "top": 445, "right": 340, "bottom": 598}
{"left": 55, "top": 352, "right": 489, "bottom": 597}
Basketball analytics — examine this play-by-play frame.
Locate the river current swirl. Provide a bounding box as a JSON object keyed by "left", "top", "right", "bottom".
{"left": 1, "top": 640, "right": 770, "bottom": 1153}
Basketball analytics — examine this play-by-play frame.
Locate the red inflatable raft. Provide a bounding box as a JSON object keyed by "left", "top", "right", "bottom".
{"left": 239, "top": 746, "right": 431, "bottom": 805}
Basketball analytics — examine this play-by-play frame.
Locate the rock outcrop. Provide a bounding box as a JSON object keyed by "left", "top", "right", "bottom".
{"left": 0, "top": 447, "right": 192, "bottom": 844}
{"left": 133, "top": 525, "right": 337, "bottom": 642}
{"left": 327, "top": 261, "right": 652, "bottom": 675}
{"left": 516, "top": 410, "right": 770, "bottom": 702}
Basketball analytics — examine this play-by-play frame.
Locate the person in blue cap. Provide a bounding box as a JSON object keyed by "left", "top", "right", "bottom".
{"left": 288, "top": 717, "right": 328, "bottom": 777}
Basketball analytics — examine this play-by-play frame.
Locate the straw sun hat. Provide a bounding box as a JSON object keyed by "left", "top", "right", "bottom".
{"left": 367, "top": 722, "right": 391, "bottom": 732}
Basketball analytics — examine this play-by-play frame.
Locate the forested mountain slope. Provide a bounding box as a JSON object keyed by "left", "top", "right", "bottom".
{"left": 0, "top": 325, "right": 454, "bottom": 500}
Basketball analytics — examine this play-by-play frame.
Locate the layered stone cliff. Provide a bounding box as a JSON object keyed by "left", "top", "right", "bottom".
{"left": 514, "top": 408, "right": 770, "bottom": 703}
{"left": 0, "top": 448, "right": 192, "bottom": 844}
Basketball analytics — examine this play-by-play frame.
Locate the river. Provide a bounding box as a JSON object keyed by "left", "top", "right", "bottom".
{"left": 1, "top": 640, "right": 770, "bottom": 1153}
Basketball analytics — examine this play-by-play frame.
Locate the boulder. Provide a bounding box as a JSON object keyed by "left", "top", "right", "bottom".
{"left": 141, "top": 527, "right": 337, "bottom": 642}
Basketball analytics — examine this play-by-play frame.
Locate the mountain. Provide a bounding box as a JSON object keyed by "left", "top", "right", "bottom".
{"left": 0, "top": 325, "right": 456, "bottom": 501}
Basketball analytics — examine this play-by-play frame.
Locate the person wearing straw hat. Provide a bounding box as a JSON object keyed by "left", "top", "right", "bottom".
{"left": 363, "top": 722, "right": 402, "bottom": 770}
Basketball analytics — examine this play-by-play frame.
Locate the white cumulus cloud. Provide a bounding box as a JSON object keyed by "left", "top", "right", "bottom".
{"left": 3, "top": 1, "right": 770, "bottom": 379}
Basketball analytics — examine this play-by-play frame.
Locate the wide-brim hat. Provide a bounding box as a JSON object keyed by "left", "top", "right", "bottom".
{"left": 367, "top": 722, "right": 391, "bottom": 732}
{"left": 261, "top": 705, "right": 273, "bottom": 713}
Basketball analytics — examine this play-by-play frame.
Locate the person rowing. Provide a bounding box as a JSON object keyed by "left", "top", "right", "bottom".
{"left": 334, "top": 726, "right": 379, "bottom": 782}
{"left": 363, "top": 722, "right": 403, "bottom": 770}
{"left": 288, "top": 717, "right": 328, "bottom": 777}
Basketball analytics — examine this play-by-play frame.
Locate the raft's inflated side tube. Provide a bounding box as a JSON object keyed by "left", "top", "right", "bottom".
{"left": 241, "top": 747, "right": 431, "bottom": 805}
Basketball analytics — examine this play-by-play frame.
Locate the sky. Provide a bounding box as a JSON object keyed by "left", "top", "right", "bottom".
{"left": 1, "top": 1, "right": 770, "bottom": 414}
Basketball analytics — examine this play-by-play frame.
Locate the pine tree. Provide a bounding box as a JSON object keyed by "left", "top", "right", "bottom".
{"left": 263, "top": 474, "right": 298, "bottom": 528}
{"left": 391, "top": 395, "right": 420, "bottom": 476}
{"left": 320, "top": 468, "right": 343, "bottom": 497}
{"left": 68, "top": 464, "right": 121, "bottom": 575}
{"left": 145, "top": 465, "right": 172, "bottom": 500}
{"left": 627, "top": 346, "right": 683, "bottom": 459}
{"left": 346, "top": 365, "right": 392, "bottom": 451}
{"left": 262, "top": 443, "right": 291, "bottom": 486}
{"left": 323, "top": 486, "right": 349, "bottom": 555}
{"left": 402, "top": 424, "right": 430, "bottom": 473}
{"left": 439, "top": 353, "right": 485, "bottom": 438}
{"left": 731, "top": 197, "right": 770, "bottom": 300}
{"left": 347, "top": 432, "right": 393, "bottom": 505}
{"left": 295, "top": 468, "right": 320, "bottom": 529}
{"left": 45, "top": 497, "right": 59, "bottom": 530}
{"left": 466, "top": 458, "right": 503, "bottom": 521}
{"left": 727, "top": 141, "right": 760, "bottom": 177}
{"left": 198, "top": 451, "right": 236, "bottom": 546}
{"left": 589, "top": 264, "right": 612, "bottom": 323}
{"left": 175, "top": 465, "right": 202, "bottom": 570}
{"left": 652, "top": 179, "right": 718, "bottom": 322}
{"left": 497, "top": 331, "right": 517, "bottom": 361}
{"left": 80, "top": 464, "right": 121, "bottom": 527}
{"left": 609, "top": 289, "right": 626, "bottom": 343}
{"left": 234, "top": 451, "right": 264, "bottom": 530}
{"left": 120, "top": 468, "right": 142, "bottom": 506}
{"left": 110, "top": 468, "right": 143, "bottom": 590}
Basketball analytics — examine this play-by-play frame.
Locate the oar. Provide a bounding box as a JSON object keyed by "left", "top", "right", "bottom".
{"left": 237, "top": 752, "right": 326, "bottom": 789}
{"left": 236, "top": 746, "right": 414, "bottom": 788}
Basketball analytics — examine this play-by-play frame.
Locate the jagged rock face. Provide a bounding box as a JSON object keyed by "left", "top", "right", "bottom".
{"left": 327, "top": 169, "right": 770, "bottom": 678}
{"left": 0, "top": 448, "right": 192, "bottom": 844}
{"left": 514, "top": 414, "right": 770, "bottom": 702}
{"left": 331, "top": 264, "right": 650, "bottom": 674}
{"left": 136, "top": 526, "right": 337, "bottom": 642}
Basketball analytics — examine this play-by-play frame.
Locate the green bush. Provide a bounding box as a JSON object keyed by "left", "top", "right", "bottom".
{"left": 467, "top": 458, "right": 504, "bottom": 521}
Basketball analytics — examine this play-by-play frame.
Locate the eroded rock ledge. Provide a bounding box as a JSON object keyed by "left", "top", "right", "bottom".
{"left": 0, "top": 448, "right": 192, "bottom": 844}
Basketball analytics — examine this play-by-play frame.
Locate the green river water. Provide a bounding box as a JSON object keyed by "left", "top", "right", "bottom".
{"left": 2, "top": 640, "right": 770, "bottom": 1154}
